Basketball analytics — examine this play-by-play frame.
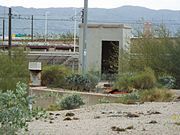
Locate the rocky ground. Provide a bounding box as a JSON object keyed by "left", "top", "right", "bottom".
{"left": 28, "top": 102, "right": 180, "bottom": 135}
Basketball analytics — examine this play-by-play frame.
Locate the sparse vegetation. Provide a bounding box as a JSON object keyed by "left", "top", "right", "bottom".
{"left": 139, "top": 88, "right": 173, "bottom": 102}
{"left": 114, "top": 67, "right": 156, "bottom": 92}
{"left": 133, "top": 67, "right": 156, "bottom": 89}
{"left": 41, "top": 65, "right": 71, "bottom": 87}
{"left": 59, "top": 94, "right": 84, "bottom": 110}
{"left": 65, "top": 73, "right": 99, "bottom": 91}
{"left": 0, "top": 49, "right": 29, "bottom": 91}
{"left": 116, "top": 88, "right": 173, "bottom": 104}
{"left": 116, "top": 92, "right": 140, "bottom": 104}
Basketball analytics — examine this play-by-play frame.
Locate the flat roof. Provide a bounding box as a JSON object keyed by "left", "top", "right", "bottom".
{"left": 79, "top": 23, "right": 131, "bottom": 29}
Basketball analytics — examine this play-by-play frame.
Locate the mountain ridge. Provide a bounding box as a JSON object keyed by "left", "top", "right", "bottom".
{"left": 0, "top": 5, "right": 179, "bottom": 35}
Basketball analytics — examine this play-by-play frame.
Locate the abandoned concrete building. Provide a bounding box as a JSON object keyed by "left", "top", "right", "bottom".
{"left": 79, "top": 23, "right": 132, "bottom": 75}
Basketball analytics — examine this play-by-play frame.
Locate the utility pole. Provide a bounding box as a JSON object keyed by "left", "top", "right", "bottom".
{"left": 82, "top": 0, "right": 88, "bottom": 74}
{"left": 8, "top": 8, "right": 12, "bottom": 56}
{"left": 73, "top": 8, "right": 77, "bottom": 52}
{"left": 31, "top": 15, "right": 33, "bottom": 42}
{"left": 2, "top": 18, "right": 5, "bottom": 41}
{"left": 45, "top": 12, "right": 49, "bottom": 44}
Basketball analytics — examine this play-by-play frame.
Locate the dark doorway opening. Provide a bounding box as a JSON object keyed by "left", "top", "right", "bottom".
{"left": 101, "top": 41, "right": 119, "bottom": 75}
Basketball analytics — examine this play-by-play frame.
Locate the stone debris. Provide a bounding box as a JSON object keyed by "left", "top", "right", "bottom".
{"left": 125, "top": 112, "right": 140, "bottom": 118}
{"left": 65, "top": 112, "right": 75, "bottom": 117}
{"left": 49, "top": 112, "right": 54, "bottom": 115}
{"left": 126, "top": 125, "right": 134, "bottom": 130}
{"left": 147, "top": 110, "right": 161, "bottom": 115}
{"left": 111, "top": 126, "right": 126, "bottom": 132}
{"left": 94, "top": 116, "right": 100, "bottom": 119}
{"left": 148, "top": 120, "right": 158, "bottom": 124}
{"left": 73, "top": 117, "right": 80, "bottom": 120}
{"left": 49, "top": 121, "right": 54, "bottom": 124}
{"left": 107, "top": 114, "right": 122, "bottom": 117}
{"left": 55, "top": 113, "right": 60, "bottom": 116}
{"left": 63, "top": 117, "right": 72, "bottom": 121}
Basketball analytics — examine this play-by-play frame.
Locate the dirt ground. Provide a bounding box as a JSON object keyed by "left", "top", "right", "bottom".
{"left": 28, "top": 102, "right": 180, "bottom": 135}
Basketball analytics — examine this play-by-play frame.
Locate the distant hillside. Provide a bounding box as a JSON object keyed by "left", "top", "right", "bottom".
{"left": 0, "top": 5, "right": 179, "bottom": 36}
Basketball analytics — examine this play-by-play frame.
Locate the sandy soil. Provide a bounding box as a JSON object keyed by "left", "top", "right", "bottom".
{"left": 28, "top": 102, "right": 180, "bottom": 135}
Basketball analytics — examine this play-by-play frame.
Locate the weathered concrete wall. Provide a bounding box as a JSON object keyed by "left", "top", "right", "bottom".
{"left": 79, "top": 24, "right": 131, "bottom": 73}
{"left": 30, "top": 87, "right": 120, "bottom": 109}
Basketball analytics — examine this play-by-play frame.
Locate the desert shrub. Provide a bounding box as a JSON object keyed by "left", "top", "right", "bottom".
{"left": 0, "top": 82, "right": 31, "bottom": 134}
{"left": 65, "top": 73, "right": 99, "bottom": 91}
{"left": 0, "top": 49, "right": 29, "bottom": 91}
{"left": 139, "top": 88, "right": 173, "bottom": 102}
{"left": 116, "top": 93, "right": 140, "bottom": 104}
{"left": 158, "top": 75, "right": 176, "bottom": 89}
{"left": 116, "top": 88, "right": 173, "bottom": 104}
{"left": 85, "top": 73, "right": 100, "bottom": 91}
{"left": 130, "top": 25, "right": 172, "bottom": 77}
{"left": 114, "top": 73, "right": 134, "bottom": 92}
{"left": 114, "top": 68, "right": 156, "bottom": 91}
{"left": 59, "top": 94, "right": 84, "bottom": 110}
{"left": 133, "top": 68, "right": 156, "bottom": 89}
{"left": 41, "top": 65, "right": 71, "bottom": 87}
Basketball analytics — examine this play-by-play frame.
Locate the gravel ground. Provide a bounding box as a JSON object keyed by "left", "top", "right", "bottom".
{"left": 28, "top": 102, "right": 180, "bottom": 135}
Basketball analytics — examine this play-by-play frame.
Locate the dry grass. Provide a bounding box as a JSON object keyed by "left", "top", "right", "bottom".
{"left": 116, "top": 88, "right": 174, "bottom": 104}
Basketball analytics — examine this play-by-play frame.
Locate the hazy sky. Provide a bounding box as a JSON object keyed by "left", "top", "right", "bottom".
{"left": 1, "top": 0, "right": 180, "bottom": 10}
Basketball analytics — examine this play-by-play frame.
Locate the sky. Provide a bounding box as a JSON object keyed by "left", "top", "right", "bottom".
{"left": 1, "top": 0, "right": 180, "bottom": 10}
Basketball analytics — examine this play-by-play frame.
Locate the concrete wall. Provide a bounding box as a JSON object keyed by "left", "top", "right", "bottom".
{"left": 31, "top": 88, "right": 120, "bottom": 108}
{"left": 79, "top": 24, "right": 131, "bottom": 74}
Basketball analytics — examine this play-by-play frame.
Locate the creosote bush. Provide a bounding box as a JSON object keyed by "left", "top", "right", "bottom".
{"left": 41, "top": 65, "right": 71, "bottom": 87}
{"left": 116, "top": 88, "right": 173, "bottom": 104}
{"left": 114, "top": 67, "right": 156, "bottom": 91}
{"left": 133, "top": 68, "right": 156, "bottom": 89}
{"left": 114, "top": 73, "right": 134, "bottom": 92}
{"left": 59, "top": 94, "right": 84, "bottom": 110}
{"left": 139, "top": 88, "right": 173, "bottom": 102}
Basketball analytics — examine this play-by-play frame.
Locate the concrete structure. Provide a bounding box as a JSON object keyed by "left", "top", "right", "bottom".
{"left": 79, "top": 23, "right": 131, "bottom": 74}
{"left": 29, "top": 62, "right": 42, "bottom": 86}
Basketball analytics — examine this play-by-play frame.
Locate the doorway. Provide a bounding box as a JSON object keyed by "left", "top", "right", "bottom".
{"left": 101, "top": 41, "right": 119, "bottom": 75}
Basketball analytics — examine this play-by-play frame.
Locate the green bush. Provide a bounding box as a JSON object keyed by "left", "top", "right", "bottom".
{"left": 41, "top": 65, "right": 71, "bottom": 87}
{"left": 59, "top": 94, "right": 84, "bottom": 110}
{"left": 133, "top": 68, "right": 156, "bottom": 89}
{"left": 139, "top": 88, "right": 173, "bottom": 102}
{"left": 116, "top": 88, "right": 173, "bottom": 104}
{"left": 0, "top": 82, "right": 31, "bottom": 134}
{"left": 65, "top": 73, "right": 99, "bottom": 91}
{"left": 0, "top": 49, "right": 29, "bottom": 91}
{"left": 158, "top": 75, "right": 176, "bottom": 89}
{"left": 114, "top": 73, "right": 134, "bottom": 92}
{"left": 114, "top": 68, "right": 156, "bottom": 91}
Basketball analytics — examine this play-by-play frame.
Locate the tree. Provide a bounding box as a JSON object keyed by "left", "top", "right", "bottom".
{"left": 130, "top": 25, "right": 172, "bottom": 76}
